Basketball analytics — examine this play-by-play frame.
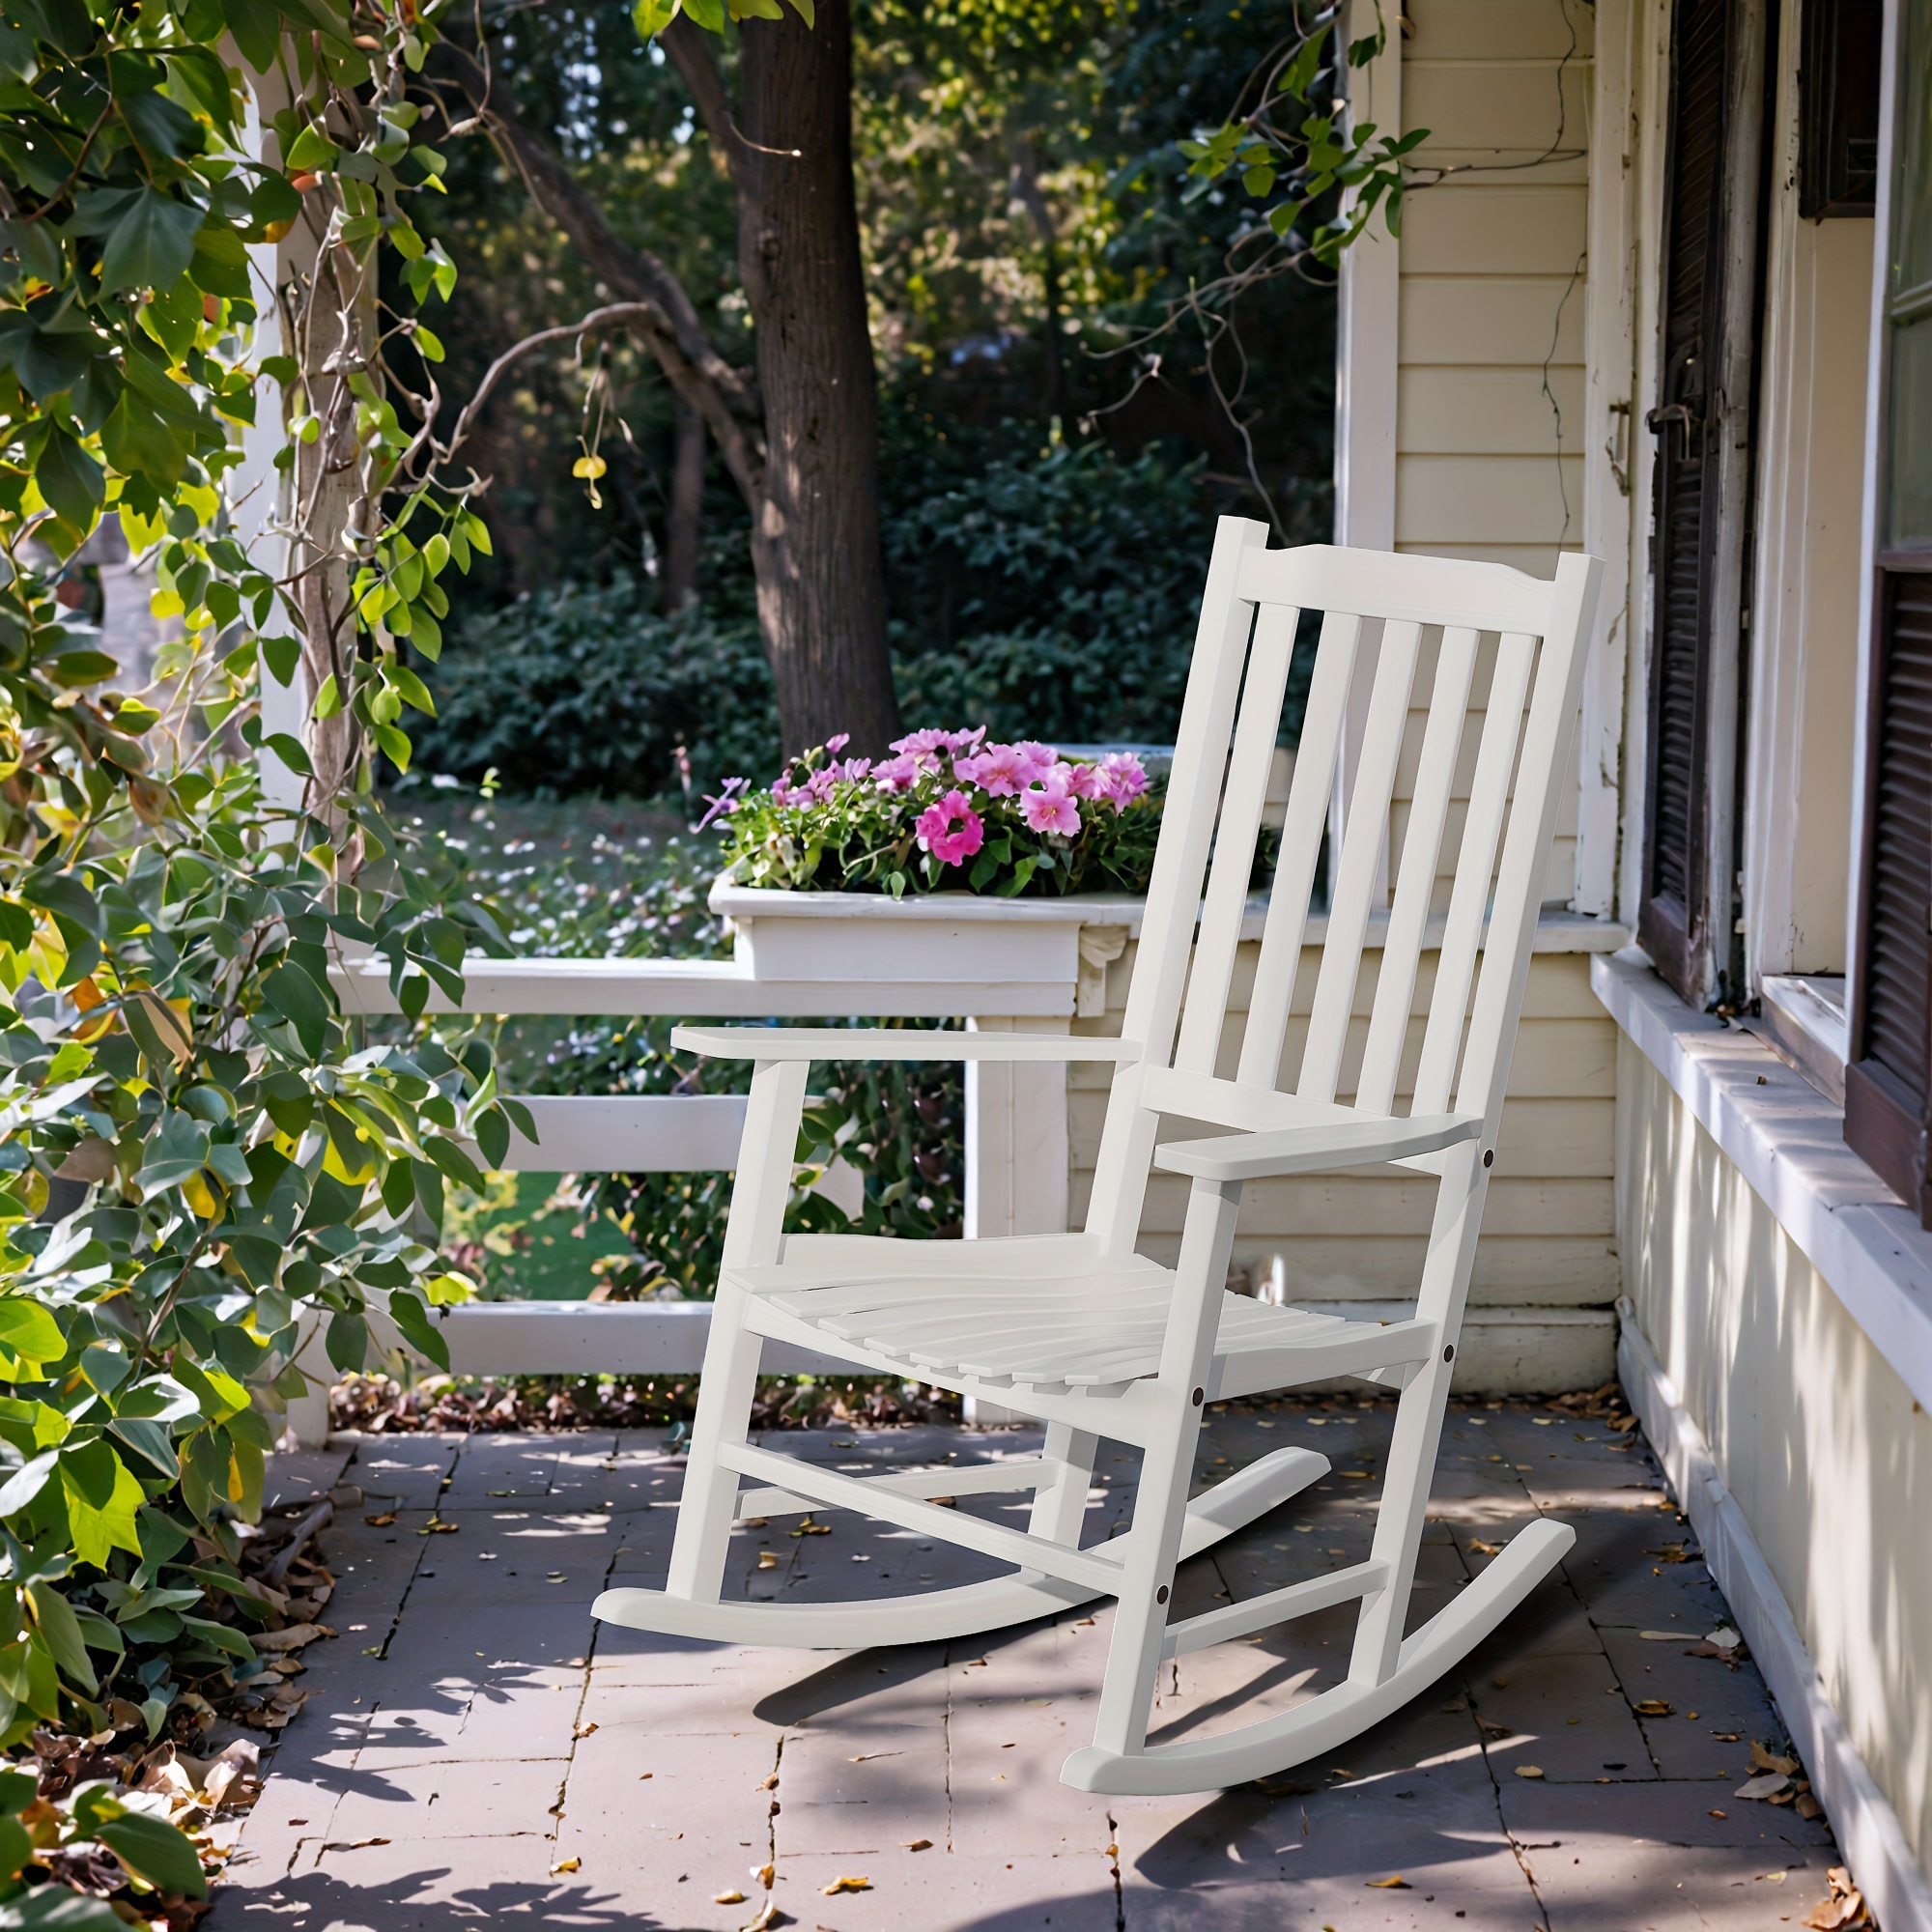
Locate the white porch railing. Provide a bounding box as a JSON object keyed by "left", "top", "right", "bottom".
{"left": 286, "top": 884, "right": 1144, "bottom": 1444}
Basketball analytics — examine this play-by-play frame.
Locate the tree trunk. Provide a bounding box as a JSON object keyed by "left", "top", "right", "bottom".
{"left": 663, "top": 398, "right": 705, "bottom": 612}
{"left": 734, "top": 0, "right": 898, "bottom": 756}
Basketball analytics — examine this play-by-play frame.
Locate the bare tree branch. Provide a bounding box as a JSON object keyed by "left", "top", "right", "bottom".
{"left": 423, "top": 38, "right": 766, "bottom": 500}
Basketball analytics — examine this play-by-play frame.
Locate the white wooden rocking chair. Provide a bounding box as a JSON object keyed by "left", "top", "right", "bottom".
{"left": 594, "top": 520, "right": 1605, "bottom": 1797}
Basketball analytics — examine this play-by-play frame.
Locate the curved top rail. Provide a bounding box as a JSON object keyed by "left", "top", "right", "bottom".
{"left": 1236, "top": 544, "right": 1565, "bottom": 635}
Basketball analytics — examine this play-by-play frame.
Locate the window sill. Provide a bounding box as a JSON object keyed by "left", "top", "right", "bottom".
{"left": 1593, "top": 948, "right": 1932, "bottom": 1415}
{"left": 1753, "top": 972, "right": 1848, "bottom": 1104}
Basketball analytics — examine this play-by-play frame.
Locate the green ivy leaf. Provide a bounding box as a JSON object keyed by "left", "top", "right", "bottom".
{"left": 99, "top": 188, "right": 206, "bottom": 295}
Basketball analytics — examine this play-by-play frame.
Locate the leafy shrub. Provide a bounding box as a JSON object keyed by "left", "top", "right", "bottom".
{"left": 406, "top": 590, "right": 780, "bottom": 801}
{"left": 889, "top": 440, "right": 1220, "bottom": 744}
{"left": 411, "top": 440, "right": 1226, "bottom": 798}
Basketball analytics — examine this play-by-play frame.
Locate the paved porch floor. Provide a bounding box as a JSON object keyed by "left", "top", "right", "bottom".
{"left": 212, "top": 1399, "right": 1840, "bottom": 1930}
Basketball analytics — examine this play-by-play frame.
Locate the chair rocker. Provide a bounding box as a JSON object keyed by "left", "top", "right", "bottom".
{"left": 595, "top": 519, "right": 1605, "bottom": 1797}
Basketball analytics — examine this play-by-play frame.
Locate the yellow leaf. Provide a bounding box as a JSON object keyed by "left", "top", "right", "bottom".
{"left": 1365, "top": 1876, "right": 1411, "bottom": 1889}
{"left": 322, "top": 1137, "right": 375, "bottom": 1185}
{"left": 183, "top": 1171, "right": 221, "bottom": 1220}
{"left": 714, "top": 1891, "right": 746, "bottom": 1905}
{"left": 549, "top": 1858, "right": 580, "bottom": 1876}
{"left": 821, "top": 1876, "right": 871, "bottom": 1895}
{"left": 572, "top": 455, "right": 608, "bottom": 480}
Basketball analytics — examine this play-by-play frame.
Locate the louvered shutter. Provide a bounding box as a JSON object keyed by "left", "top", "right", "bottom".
{"left": 1846, "top": 0, "right": 1932, "bottom": 1213}
{"left": 1637, "top": 0, "right": 1769, "bottom": 1007}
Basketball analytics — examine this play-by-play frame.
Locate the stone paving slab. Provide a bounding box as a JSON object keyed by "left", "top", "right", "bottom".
{"left": 213, "top": 1397, "right": 1850, "bottom": 1931}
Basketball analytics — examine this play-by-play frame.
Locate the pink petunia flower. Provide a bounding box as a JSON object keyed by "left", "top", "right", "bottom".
{"left": 696, "top": 775, "right": 748, "bottom": 831}
{"left": 825, "top": 733, "right": 851, "bottom": 756}
{"left": 1020, "top": 780, "right": 1081, "bottom": 838}
{"left": 838, "top": 756, "right": 873, "bottom": 782}
{"left": 953, "top": 742, "right": 1034, "bottom": 796}
{"left": 915, "top": 789, "right": 985, "bottom": 867}
{"left": 872, "top": 752, "right": 927, "bottom": 792}
{"left": 1059, "top": 760, "right": 1105, "bottom": 800}
{"left": 1096, "top": 752, "right": 1150, "bottom": 810}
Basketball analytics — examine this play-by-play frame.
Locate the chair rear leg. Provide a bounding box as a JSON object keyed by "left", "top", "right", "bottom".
{"left": 1028, "top": 1423, "right": 1100, "bottom": 1549}
{"left": 1090, "top": 1177, "right": 1240, "bottom": 1758}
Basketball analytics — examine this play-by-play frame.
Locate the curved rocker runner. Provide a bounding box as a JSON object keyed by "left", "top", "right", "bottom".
{"left": 594, "top": 523, "right": 1605, "bottom": 1799}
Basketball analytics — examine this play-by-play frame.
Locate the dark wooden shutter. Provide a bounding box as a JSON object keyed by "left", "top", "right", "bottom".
{"left": 1799, "top": 0, "right": 1882, "bottom": 218}
{"left": 1637, "top": 0, "right": 1770, "bottom": 1007}
{"left": 1847, "top": 580, "right": 1932, "bottom": 1213}
{"left": 1846, "top": 0, "right": 1932, "bottom": 1213}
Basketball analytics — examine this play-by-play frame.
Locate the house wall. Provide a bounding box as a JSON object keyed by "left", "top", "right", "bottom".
{"left": 1616, "top": 1037, "right": 1932, "bottom": 1870}
{"left": 1069, "top": 937, "right": 1624, "bottom": 1392}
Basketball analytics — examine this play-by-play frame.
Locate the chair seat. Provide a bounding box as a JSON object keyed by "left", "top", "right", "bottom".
{"left": 727, "top": 1234, "right": 1384, "bottom": 1394}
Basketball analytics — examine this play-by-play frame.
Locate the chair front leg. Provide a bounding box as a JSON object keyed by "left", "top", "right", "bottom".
{"left": 1350, "top": 1138, "right": 1485, "bottom": 1684}
{"left": 668, "top": 1058, "right": 809, "bottom": 1605}
{"left": 1090, "top": 1175, "right": 1242, "bottom": 1758}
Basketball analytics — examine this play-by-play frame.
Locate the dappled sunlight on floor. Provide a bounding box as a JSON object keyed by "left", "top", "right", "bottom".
{"left": 213, "top": 1401, "right": 1841, "bottom": 1930}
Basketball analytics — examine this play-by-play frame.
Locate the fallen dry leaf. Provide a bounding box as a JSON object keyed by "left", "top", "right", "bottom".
{"left": 362, "top": 1512, "right": 398, "bottom": 1527}
{"left": 1707, "top": 1626, "right": 1741, "bottom": 1648}
{"left": 251, "top": 1625, "right": 327, "bottom": 1654}
{"left": 549, "top": 1858, "right": 581, "bottom": 1876}
{"left": 757, "top": 1774, "right": 781, "bottom": 1792}
{"left": 1797, "top": 1793, "right": 1826, "bottom": 1820}
{"left": 326, "top": 1837, "right": 391, "bottom": 1851}
{"left": 1365, "top": 1876, "right": 1411, "bottom": 1889}
{"left": 419, "top": 1518, "right": 458, "bottom": 1535}
{"left": 1514, "top": 1766, "right": 1545, "bottom": 1779}
{"left": 848, "top": 1751, "right": 901, "bottom": 1763}
{"left": 1709, "top": 1809, "right": 1727, "bottom": 1819}
{"left": 1467, "top": 1540, "right": 1501, "bottom": 1556}
{"left": 902, "top": 1839, "right": 932, "bottom": 1852}
{"left": 1735, "top": 1774, "right": 1792, "bottom": 1801}
{"left": 1633, "top": 1699, "right": 1674, "bottom": 1719}
{"left": 792, "top": 1518, "right": 832, "bottom": 1538}
{"left": 758, "top": 1551, "right": 780, "bottom": 1570}
{"left": 822, "top": 1876, "right": 872, "bottom": 1895}
{"left": 1639, "top": 1630, "right": 1683, "bottom": 1640}
{"left": 715, "top": 1891, "right": 747, "bottom": 1905}
{"left": 573, "top": 1723, "right": 598, "bottom": 1740}
{"left": 1647, "top": 1544, "right": 1691, "bottom": 1563}
{"left": 1751, "top": 1741, "right": 1800, "bottom": 1776}
{"left": 751, "top": 1861, "right": 775, "bottom": 1888}
{"left": 738, "top": 1901, "right": 780, "bottom": 1932}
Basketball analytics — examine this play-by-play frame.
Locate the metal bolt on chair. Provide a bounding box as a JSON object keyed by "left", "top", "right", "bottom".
{"left": 594, "top": 517, "right": 1605, "bottom": 1796}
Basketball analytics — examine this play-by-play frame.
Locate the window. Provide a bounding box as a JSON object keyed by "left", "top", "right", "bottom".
{"left": 1846, "top": 0, "right": 1932, "bottom": 1218}
{"left": 1799, "top": 0, "right": 1883, "bottom": 218}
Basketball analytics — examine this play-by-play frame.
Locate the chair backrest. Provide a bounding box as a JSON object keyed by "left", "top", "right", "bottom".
{"left": 1085, "top": 520, "right": 1605, "bottom": 1253}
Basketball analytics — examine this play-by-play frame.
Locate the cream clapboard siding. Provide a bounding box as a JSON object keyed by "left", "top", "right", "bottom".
{"left": 1617, "top": 1041, "right": 1932, "bottom": 1869}
{"left": 1066, "top": 935, "right": 1621, "bottom": 1388}
{"left": 1391, "top": 0, "right": 1596, "bottom": 905}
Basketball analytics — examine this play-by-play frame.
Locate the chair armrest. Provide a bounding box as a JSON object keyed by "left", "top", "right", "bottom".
{"left": 671, "top": 1025, "right": 1146, "bottom": 1065}
{"left": 1154, "top": 1111, "right": 1483, "bottom": 1182}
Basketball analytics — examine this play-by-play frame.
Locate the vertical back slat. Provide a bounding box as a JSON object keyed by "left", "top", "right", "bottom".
{"left": 1086, "top": 515, "right": 1268, "bottom": 1248}
{"left": 1114, "top": 517, "right": 1270, "bottom": 1066}
{"left": 1409, "top": 633, "right": 1537, "bottom": 1116}
{"left": 1174, "top": 603, "right": 1301, "bottom": 1074}
{"left": 1298, "top": 621, "right": 1425, "bottom": 1104}
{"left": 1454, "top": 555, "right": 1604, "bottom": 1126}
{"left": 1355, "top": 626, "right": 1482, "bottom": 1115}
{"left": 1235, "top": 612, "right": 1364, "bottom": 1087}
